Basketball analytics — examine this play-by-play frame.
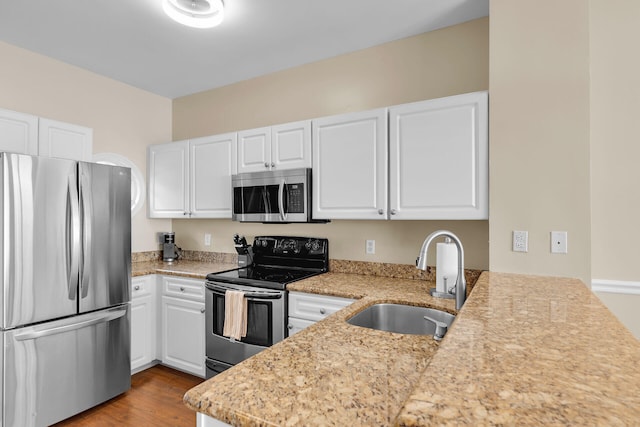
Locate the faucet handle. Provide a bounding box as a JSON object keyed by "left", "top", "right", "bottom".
{"left": 424, "top": 315, "right": 448, "bottom": 341}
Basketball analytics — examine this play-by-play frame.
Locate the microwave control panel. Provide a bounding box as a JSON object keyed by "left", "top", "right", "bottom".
{"left": 286, "top": 183, "right": 304, "bottom": 213}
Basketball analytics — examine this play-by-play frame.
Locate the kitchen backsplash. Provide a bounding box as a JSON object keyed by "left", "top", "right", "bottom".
{"left": 131, "top": 251, "right": 482, "bottom": 289}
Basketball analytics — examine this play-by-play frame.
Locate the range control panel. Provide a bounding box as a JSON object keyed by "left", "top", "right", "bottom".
{"left": 252, "top": 236, "right": 329, "bottom": 263}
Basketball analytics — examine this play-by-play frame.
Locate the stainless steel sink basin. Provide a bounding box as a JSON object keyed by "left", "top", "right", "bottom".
{"left": 346, "top": 303, "right": 455, "bottom": 338}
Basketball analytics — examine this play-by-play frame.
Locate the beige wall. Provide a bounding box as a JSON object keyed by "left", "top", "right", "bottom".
{"left": 171, "top": 18, "right": 490, "bottom": 269}
{"left": 0, "top": 41, "right": 172, "bottom": 252}
{"left": 489, "top": 1, "right": 591, "bottom": 283}
{"left": 589, "top": 0, "right": 640, "bottom": 338}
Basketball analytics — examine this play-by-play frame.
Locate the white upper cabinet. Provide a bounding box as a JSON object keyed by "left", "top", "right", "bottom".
{"left": 147, "top": 133, "right": 237, "bottom": 219}
{"left": 237, "top": 126, "right": 270, "bottom": 173}
{"left": 0, "top": 109, "right": 92, "bottom": 161}
{"left": 271, "top": 120, "right": 311, "bottom": 170}
{"left": 237, "top": 120, "right": 311, "bottom": 173}
{"left": 38, "top": 118, "right": 93, "bottom": 161}
{"left": 389, "top": 91, "right": 488, "bottom": 220}
{"left": 312, "top": 108, "right": 388, "bottom": 220}
{"left": 0, "top": 108, "right": 38, "bottom": 155}
{"left": 148, "top": 140, "right": 190, "bottom": 218}
{"left": 190, "top": 133, "right": 237, "bottom": 218}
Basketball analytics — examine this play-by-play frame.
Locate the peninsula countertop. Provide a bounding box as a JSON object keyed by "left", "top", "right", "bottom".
{"left": 183, "top": 271, "right": 640, "bottom": 426}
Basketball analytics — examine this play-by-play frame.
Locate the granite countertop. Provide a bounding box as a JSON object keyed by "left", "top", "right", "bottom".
{"left": 183, "top": 271, "right": 640, "bottom": 426}
{"left": 132, "top": 259, "right": 238, "bottom": 279}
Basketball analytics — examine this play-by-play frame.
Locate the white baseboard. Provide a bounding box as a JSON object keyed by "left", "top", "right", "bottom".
{"left": 591, "top": 279, "right": 640, "bottom": 295}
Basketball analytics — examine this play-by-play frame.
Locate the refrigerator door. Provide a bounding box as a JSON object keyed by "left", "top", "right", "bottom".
{"left": 78, "top": 161, "right": 131, "bottom": 313}
{"left": 1, "top": 304, "right": 131, "bottom": 427}
{"left": 0, "top": 153, "right": 79, "bottom": 330}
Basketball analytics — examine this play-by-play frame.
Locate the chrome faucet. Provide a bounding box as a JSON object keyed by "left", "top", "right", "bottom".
{"left": 416, "top": 230, "right": 467, "bottom": 310}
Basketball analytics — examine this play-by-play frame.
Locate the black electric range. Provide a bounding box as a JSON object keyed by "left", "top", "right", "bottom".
{"left": 205, "top": 236, "right": 329, "bottom": 290}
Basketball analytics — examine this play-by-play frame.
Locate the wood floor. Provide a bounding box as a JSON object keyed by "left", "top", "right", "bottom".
{"left": 54, "top": 365, "right": 204, "bottom": 427}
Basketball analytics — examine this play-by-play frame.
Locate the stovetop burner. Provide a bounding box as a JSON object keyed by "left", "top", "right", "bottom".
{"left": 206, "top": 236, "right": 329, "bottom": 290}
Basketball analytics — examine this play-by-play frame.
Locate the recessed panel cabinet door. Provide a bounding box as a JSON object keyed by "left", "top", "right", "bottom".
{"left": 237, "top": 127, "right": 271, "bottom": 173}
{"left": 271, "top": 120, "right": 311, "bottom": 170}
{"left": 0, "top": 108, "right": 38, "bottom": 155}
{"left": 389, "top": 91, "right": 488, "bottom": 220}
{"left": 147, "top": 141, "right": 189, "bottom": 218}
{"left": 38, "top": 118, "right": 93, "bottom": 161}
{"left": 312, "top": 108, "right": 388, "bottom": 220}
{"left": 190, "top": 133, "right": 237, "bottom": 218}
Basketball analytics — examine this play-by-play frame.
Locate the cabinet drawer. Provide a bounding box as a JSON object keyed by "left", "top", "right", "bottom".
{"left": 288, "top": 292, "right": 354, "bottom": 322}
{"left": 132, "top": 275, "right": 154, "bottom": 299}
{"left": 162, "top": 276, "right": 205, "bottom": 301}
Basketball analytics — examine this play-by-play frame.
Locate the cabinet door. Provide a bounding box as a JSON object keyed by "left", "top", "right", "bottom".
{"left": 131, "top": 276, "right": 157, "bottom": 373}
{"left": 312, "top": 108, "right": 388, "bottom": 220}
{"left": 237, "top": 126, "right": 271, "bottom": 173}
{"left": 389, "top": 91, "right": 488, "bottom": 220}
{"left": 38, "top": 118, "right": 93, "bottom": 161}
{"left": 147, "top": 141, "right": 189, "bottom": 218}
{"left": 271, "top": 120, "right": 311, "bottom": 170}
{"left": 287, "top": 317, "right": 315, "bottom": 337}
{"left": 161, "top": 296, "right": 205, "bottom": 377}
{"left": 190, "top": 133, "right": 237, "bottom": 218}
{"left": 0, "top": 108, "right": 38, "bottom": 155}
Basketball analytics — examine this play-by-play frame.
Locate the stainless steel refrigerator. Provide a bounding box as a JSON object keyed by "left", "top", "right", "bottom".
{"left": 0, "top": 152, "right": 132, "bottom": 427}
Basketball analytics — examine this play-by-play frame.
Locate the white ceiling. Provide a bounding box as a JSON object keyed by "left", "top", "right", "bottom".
{"left": 0, "top": 0, "right": 489, "bottom": 99}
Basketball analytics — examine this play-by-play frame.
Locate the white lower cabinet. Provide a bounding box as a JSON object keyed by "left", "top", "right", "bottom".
{"left": 160, "top": 276, "right": 206, "bottom": 378}
{"left": 287, "top": 292, "right": 354, "bottom": 336}
{"left": 131, "top": 275, "right": 157, "bottom": 373}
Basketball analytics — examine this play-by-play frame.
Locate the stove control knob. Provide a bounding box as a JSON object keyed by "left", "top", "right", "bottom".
{"left": 304, "top": 241, "right": 312, "bottom": 250}
{"left": 311, "top": 240, "right": 321, "bottom": 251}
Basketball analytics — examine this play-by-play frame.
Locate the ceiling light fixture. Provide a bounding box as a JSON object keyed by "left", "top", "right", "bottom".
{"left": 163, "top": 0, "right": 225, "bottom": 29}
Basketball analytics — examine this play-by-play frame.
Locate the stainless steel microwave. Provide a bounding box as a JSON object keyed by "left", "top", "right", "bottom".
{"left": 232, "top": 168, "right": 325, "bottom": 223}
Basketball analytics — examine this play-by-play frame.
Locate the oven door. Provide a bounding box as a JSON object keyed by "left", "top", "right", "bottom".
{"left": 205, "top": 281, "right": 286, "bottom": 367}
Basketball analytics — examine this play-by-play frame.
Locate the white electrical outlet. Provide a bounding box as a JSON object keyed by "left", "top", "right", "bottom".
{"left": 513, "top": 230, "right": 528, "bottom": 252}
{"left": 366, "top": 240, "right": 375, "bottom": 255}
{"left": 551, "top": 231, "right": 567, "bottom": 254}
{"left": 204, "top": 233, "right": 212, "bottom": 247}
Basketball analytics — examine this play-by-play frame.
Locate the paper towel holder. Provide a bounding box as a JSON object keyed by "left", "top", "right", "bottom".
{"left": 431, "top": 237, "right": 456, "bottom": 299}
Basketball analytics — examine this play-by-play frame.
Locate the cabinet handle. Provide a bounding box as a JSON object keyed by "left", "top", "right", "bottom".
{"left": 264, "top": 162, "right": 269, "bottom": 168}
{"left": 271, "top": 162, "right": 275, "bottom": 168}
{"left": 200, "top": 308, "right": 205, "bottom": 314}
{"left": 378, "top": 209, "right": 384, "bottom": 215}
{"left": 134, "top": 285, "right": 140, "bottom": 291}
{"left": 183, "top": 212, "right": 188, "bottom": 216}
{"left": 180, "top": 286, "right": 185, "bottom": 292}
{"left": 390, "top": 209, "right": 397, "bottom": 215}
{"left": 319, "top": 308, "right": 326, "bottom": 315}
{"left": 288, "top": 324, "right": 293, "bottom": 329}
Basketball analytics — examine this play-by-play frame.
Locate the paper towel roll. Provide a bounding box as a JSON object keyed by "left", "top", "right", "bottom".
{"left": 436, "top": 241, "right": 458, "bottom": 293}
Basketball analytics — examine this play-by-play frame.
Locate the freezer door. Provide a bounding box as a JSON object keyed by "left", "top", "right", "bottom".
{"left": 78, "top": 161, "right": 131, "bottom": 313}
{"left": 0, "top": 153, "right": 79, "bottom": 329}
{"left": 1, "top": 305, "right": 131, "bottom": 427}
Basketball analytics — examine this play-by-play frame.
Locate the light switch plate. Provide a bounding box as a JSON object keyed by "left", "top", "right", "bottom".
{"left": 551, "top": 231, "right": 567, "bottom": 254}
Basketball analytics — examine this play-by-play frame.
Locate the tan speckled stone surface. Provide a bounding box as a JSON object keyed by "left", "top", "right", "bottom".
{"left": 396, "top": 272, "right": 640, "bottom": 426}
{"left": 132, "top": 259, "right": 238, "bottom": 279}
{"left": 184, "top": 271, "right": 640, "bottom": 426}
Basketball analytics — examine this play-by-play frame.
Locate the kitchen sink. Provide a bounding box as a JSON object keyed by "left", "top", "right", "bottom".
{"left": 346, "top": 303, "right": 455, "bottom": 338}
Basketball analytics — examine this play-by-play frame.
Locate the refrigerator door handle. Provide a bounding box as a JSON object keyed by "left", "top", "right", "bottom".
{"left": 79, "top": 164, "right": 93, "bottom": 298}
{"left": 13, "top": 306, "right": 127, "bottom": 341}
{"left": 67, "top": 168, "right": 81, "bottom": 300}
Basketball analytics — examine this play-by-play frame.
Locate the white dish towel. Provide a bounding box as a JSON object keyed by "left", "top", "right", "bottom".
{"left": 222, "top": 290, "right": 247, "bottom": 341}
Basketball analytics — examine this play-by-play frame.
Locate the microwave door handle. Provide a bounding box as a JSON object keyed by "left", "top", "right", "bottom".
{"left": 278, "top": 179, "right": 286, "bottom": 221}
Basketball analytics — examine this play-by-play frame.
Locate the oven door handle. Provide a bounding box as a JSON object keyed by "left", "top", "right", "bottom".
{"left": 206, "top": 282, "right": 284, "bottom": 300}
{"left": 278, "top": 179, "right": 287, "bottom": 221}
